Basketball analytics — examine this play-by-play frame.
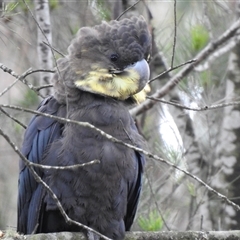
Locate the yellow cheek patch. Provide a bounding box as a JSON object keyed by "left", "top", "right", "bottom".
{"left": 74, "top": 68, "right": 141, "bottom": 100}
{"left": 132, "top": 84, "right": 151, "bottom": 103}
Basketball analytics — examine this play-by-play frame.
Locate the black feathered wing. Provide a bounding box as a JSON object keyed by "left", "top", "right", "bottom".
{"left": 124, "top": 122, "right": 145, "bottom": 231}
{"left": 17, "top": 97, "right": 65, "bottom": 234}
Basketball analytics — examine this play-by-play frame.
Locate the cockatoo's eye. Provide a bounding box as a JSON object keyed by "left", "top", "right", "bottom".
{"left": 110, "top": 53, "right": 119, "bottom": 62}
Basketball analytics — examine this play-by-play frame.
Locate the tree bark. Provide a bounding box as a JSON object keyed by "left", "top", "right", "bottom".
{"left": 3, "top": 230, "right": 240, "bottom": 240}
{"left": 34, "top": 0, "right": 53, "bottom": 96}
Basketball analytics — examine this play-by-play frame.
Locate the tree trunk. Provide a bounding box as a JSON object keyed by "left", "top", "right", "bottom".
{"left": 34, "top": 0, "right": 53, "bottom": 97}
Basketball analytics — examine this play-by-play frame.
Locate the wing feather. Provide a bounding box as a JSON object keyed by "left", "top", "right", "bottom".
{"left": 17, "top": 96, "right": 65, "bottom": 234}
{"left": 124, "top": 122, "right": 145, "bottom": 231}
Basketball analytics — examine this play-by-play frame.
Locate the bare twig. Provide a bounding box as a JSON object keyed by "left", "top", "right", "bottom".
{"left": 130, "top": 19, "right": 240, "bottom": 117}
{"left": 212, "top": 0, "right": 232, "bottom": 14}
{"left": 145, "top": 171, "right": 171, "bottom": 231}
{"left": 0, "top": 63, "right": 55, "bottom": 97}
{"left": 0, "top": 63, "right": 29, "bottom": 79}
{"left": 1, "top": 103, "right": 240, "bottom": 212}
{"left": 23, "top": 69, "right": 55, "bottom": 78}
{"left": 0, "top": 64, "right": 32, "bottom": 97}
{"left": 200, "top": 215, "right": 204, "bottom": 231}
{"left": 116, "top": 0, "right": 142, "bottom": 20}
{"left": 147, "top": 96, "right": 240, "bottom": 112}
{"left": 148, "top": 59, "right": 196, "bottom": 84}
{"left": 203, "top": 1, "right": 213, "bottom": 41}
{"left": 0, "top": 108, "right": 27, "bottom": 129}
{"left": 0, "top": 127, "right": 111, "bottom": 240}
{"left": 171, "top": 0, "right": 177, "bottom": 68}
{"left": 29, "top": 160, "right": 100, "bottom": 170}
{"left": 0, "top": 63, "right": 44, "bottom": 98}
{"left": 195, "top": 35, "right": 240, "bottom": 72}
{"left": 43, "top": 41, "right": 66, "bottom": 58}
{"left": 34, "top": 84, "right": 53, "bottom": 91}
{"left": 0, "top": 78, "right": 19, "bottom": 97}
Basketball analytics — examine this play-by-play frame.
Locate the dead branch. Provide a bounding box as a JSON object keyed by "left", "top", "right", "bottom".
{"left": 147, "top": 96, "right": 240, "bottom": 112}
{"left": 2, "top": 230, "right": 240, "bottom": 240}
{"left": 1, "top": 103, "right": 240, "bottom": 213}
{"left": 0, "top": 63, "right": 54, "bottom": 97}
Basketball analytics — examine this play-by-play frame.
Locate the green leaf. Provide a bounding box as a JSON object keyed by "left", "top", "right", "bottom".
{"left": 49, "top": 0, "right": 59, "bottom": 10}
{"left": 4, "top": 2, "right": 19, "bottom": 13}
{"left": 138, "top": 210, "right": 164, "bottom": 231}
{"left": 190, "top": 25, "right": 209, "bottom": 52}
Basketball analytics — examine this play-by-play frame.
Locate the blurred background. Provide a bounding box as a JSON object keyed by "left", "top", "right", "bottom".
{"left": 1, "top": 0, "right": 240, "bottom": 233}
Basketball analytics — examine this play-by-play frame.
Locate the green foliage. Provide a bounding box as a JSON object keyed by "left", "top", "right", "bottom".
{"left": 9, "top": 0, "right": 58, "bottom": 13}
{"left": 97, "top": 0, "right": 111, "bottom": 21}
{"left": 190, "top": 24, "right": 209, "bottom": 52}
{"left": 138, "top": 210, "right": 164, "bottom": 231}
{"left": 49, "top": 0, "right": 59, "bottom": 10}
{"left": 2, "top": 2, "right": 19, "bottom": 13}
{"left": 0, "top": 1, "right": 18, "bottom": 21}
{"left": 89, "top": 0, "right": 111, "bottom": 21}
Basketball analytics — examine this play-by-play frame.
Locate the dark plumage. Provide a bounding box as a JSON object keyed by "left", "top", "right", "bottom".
{"left": 17, "top": 16, "right": 151, "bottom": 240}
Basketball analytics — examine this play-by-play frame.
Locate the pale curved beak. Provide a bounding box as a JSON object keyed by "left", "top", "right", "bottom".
{"left": 125, "top": 59, "right": 150, "bottom": 91}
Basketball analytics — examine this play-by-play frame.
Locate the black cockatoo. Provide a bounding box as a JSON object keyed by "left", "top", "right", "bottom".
{"left": 17, "top": 16, "right": 151, "bottom": 240}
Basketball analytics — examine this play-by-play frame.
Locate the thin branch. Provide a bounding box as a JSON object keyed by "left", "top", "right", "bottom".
{"left": 0, "top": 127, "right": 111, "bottom": 240}
{"left": 147, "top": 96, "right": 240, "bottom": 112}
{"left": 0, "top": 65, "right": 48, "bottom": 97}
{"left": 148, "top": 59, "right": 196, "bottom": 84}
{"left": 0, "top": 63, "right": 55, "bottom": 97}
{"left": 22, "top": 0, "right": 50, "bottom": 51}
{"left": 212, "top": 0, "right": 232, "bottom": 14}
{"left": 43, "top": 41, "right": 66, "bottom": 58}
{"left": 145, "top": 171, "right": 171, "bottom": 231}
{"left": 34, "top": 84, "right": 53, "bottom": 91}
{"left": 0, "top": 63, "right": 44, "bottom": 98}
{"left": 130, "top": 18, "right": 240, "bottom": 117}
{"left": 29, "top": 160, "right": 100, "bottom": 170}
{"left": 0, "top": 63, "right": 27, "bottom": 78}
{"left": 23, "top": 69, "right": 55, "bottom": 78}
{"left": 116, "top": 0, "right": 142, "bottom": 20}
{"left": 195, "top": 35, "right": 240, "bottom": 72}
{"left": 0, "top": 108, "right": 26, "bottom": 129}
{"left": 0, "top": 77, "right": 19, "bottom": 97}
{"left": 0, "top": 64, "right": 32, "bottom": 97}
{"left": 171, "top": 0, "right": 177, "bottom": 68}
{"left": 1, "top": 103, "right": 240, "bottom": 212}
{"left": 203, "top": 1, "right": 213, "bottom": 41}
